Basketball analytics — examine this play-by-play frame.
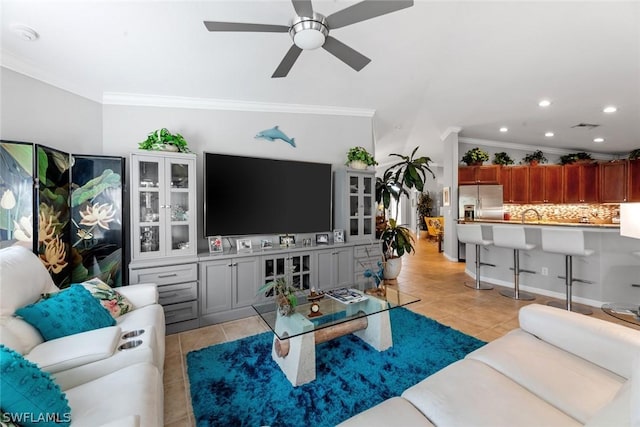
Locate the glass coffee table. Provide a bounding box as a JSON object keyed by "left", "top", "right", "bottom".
{"left": 252, "top": 287, "right": 419, "bottom": 386}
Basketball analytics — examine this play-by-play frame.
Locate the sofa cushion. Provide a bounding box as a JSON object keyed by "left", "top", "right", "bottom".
{"left": 466, "top": 328, "right": 625, "bottom": 424}
{"left": 584, "top": 380, "right": 631, "bottom": 427}
{"left": 15, "top": 285, "right": 115, "bottom": 341}
{"left": 519, "top": 304, "right": 640, "bottom": 379}
{"left": 0, "top": 246, "right": 58, "bottom": 317}
{"left": 337, "top": 397, "right": 435, "bottom": 427}
{"left": 0, "top": 316, "right": 44, "bottom": 354}
{"left": 0, "top": 345, "right": 71, "bottom": 427}
{"left": 77, "top": 277, "right": 133, "bottom": 318}
{"left": 64, "top": 362, "right": 162, "bottom": 427}
{"left": 402, "top": 359, "right": 581, "bottom": 427}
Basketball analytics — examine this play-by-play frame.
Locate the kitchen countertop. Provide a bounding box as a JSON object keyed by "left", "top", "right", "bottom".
{"left": 458, "top": 218, "right": 620, "bottom": 229}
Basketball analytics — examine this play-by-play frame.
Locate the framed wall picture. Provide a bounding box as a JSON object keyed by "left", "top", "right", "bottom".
{"left": 208, "top": 236, "right": 223, "bottom": 254}
{"left": 302, "top": 238, "right": 312, "bottom": 247}
{"left": 315, "top": 233, "right": 329, "bottom": 245}
{"left": 236, "top": 238, "right": 253, "bottom": 252}
{"left": 260, "top": 239, "right": 273, "bottom": 250}
{"left": 333, "top": 229, "right": 345, "bottom": 243}
{"left": 443, "top": 186, "right": 451, "bottom": 207}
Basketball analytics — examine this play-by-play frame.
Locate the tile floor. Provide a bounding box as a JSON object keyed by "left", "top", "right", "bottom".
{"left": 162, "top": 235, "right": 639, "bottom": 426}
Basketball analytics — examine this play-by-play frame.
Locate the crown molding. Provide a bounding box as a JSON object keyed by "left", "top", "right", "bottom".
{"left": 102, "top": 92, "right": 376, "bottom": 117}
{"left": 440, "top": 126, "right": 462, "bottom": 141}
{"left": 459, "top": 136, "right": 615, "bottom": 160}
{"left": 1, "top": 50, "right": 102, "bottom": 102}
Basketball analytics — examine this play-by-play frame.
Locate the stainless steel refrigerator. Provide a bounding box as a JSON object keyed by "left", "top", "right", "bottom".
{"left": 458, "top": 184, "right": 503, "bottom": 260}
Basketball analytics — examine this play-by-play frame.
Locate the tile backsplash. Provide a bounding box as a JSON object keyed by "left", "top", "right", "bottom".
{"left": 504, "top": 204, "right": 620, "bottom": 224}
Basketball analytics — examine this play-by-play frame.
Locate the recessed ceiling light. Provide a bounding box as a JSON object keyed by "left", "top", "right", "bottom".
{"left": 603, "top": 106, "right": 617, "bottom": 113}
{"left": 538, "top": 100, "right": 552, "bottom": 108}
{"left": 499, "top": 127, "right": 508, "bottom": 132}
{"left": 545, "top": 132, "right": 554, "bottom": 137}
{"left": 10, "top": 24, "right": 39, "bottom": 41}
{"left": 593, "top": 137, "right": 605, "bottom": 143}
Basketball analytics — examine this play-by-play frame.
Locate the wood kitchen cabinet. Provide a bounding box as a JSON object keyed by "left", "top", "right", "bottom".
{"left": 458, "top": 165, "right": 500, "bottom": 184}
{"left": 628, "top": 160, "right": 640, "bottom": 201}
{"left": 499, "top": 166, "right": 529, "bottom": 203}
{"left": 599, "top": 161, "right": 628, "bottom": 203}
{"left": 563, "top": 163, "right": 598, "bottom": 203}
{"left": 529, "top": 165, "right": 563, "bottom": 203}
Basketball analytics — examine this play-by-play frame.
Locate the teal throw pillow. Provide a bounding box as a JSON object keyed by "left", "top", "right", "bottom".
{"left": 15, "top": 285, "right": 115, "bottom": 341}
{"left": 0, "top": 345, "right": 71, "bottom": 427}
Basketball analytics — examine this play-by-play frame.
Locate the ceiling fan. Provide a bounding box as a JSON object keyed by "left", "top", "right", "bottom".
{"left": 204, "top": 0, "right": 414, "bottom": 78}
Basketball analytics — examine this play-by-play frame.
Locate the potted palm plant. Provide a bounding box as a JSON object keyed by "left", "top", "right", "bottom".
{"left": 376, "top": 146, "right": 434, "bottom": 280}
{"left": 628, "top": 148, "right": 640, "bottom": 161}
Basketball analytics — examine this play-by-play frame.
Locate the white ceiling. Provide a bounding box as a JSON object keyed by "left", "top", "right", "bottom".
{"left": 2, "top": 1, "right": 639, "bottom": 164}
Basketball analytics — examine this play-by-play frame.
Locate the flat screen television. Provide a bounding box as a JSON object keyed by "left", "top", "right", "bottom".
{"left": 204, "top": 153, "right": 332, "bottom": 236}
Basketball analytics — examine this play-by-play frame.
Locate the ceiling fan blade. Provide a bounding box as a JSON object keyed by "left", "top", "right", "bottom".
{"left": 291, "top": 0, "right": 314, "bottom": 17}
{"left": 322, "top": 36, "right": 371, "bottom": 72}
{"left": 326, "top": 0, "right": 413, "bottom": 29}
{"left": 272, "top": 45, "right": 303, "bottom": 78}
{"left": 203, "top": 21, "right": 289, "bottom": 33}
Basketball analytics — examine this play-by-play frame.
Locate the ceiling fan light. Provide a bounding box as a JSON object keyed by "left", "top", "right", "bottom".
{"left": 293, "top": 29, "right": 325, "bottom": 50}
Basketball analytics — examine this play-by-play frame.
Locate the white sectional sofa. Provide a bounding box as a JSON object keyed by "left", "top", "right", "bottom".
{"left": 340, "top": 304, "right": 640, "bottom": 427}
{"left": 0, "top": 245, "right": 165, "bottom": 426}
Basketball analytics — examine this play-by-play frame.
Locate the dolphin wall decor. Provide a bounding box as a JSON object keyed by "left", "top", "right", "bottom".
{"left": 255, "top": 126, "right": 296, "bottom": 148}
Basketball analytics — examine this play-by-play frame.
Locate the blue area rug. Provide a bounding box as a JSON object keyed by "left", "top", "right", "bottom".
{"left": 186, "top": 307, "right": 485, "bottom": 427}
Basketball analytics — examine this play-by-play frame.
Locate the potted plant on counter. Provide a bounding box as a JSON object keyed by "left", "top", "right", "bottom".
{"left": 376, "top": 146, "right": 434, "bottom": 280}
{"left": 346, "top": 146, "right": 377, "bottom": 169}
{"left": 139, "top": 128, "right": 191, "bottom": 153}
{"left": 461, "top": 147, "right": 489, "bottom": 166}
{"left": 522, "top": 150, "right": 547, "bottom": 166}
{"left": 258, "top": 277, "right": 298, "bottom": 316}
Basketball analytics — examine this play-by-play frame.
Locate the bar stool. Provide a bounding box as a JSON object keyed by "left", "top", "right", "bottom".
{"left": 541, "top": 228, "right": 594, "bottom": 315}
{"left": 492, "top": 226, "right": 536, "bottom": 301}
{"left": 457, "top": 223, "right": 494, "bottom": 290}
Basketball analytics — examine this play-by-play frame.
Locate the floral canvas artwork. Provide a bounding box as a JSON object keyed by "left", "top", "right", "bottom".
{"left": 0, "top": 142, "right": 34, "bottom": 251}
{"left": 71, "top": 156, "right": 125, "bottom": 287}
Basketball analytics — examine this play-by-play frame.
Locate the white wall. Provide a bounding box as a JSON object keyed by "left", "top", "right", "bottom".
{"left": 0, "top": 68, "right": 102, "bottom": 153}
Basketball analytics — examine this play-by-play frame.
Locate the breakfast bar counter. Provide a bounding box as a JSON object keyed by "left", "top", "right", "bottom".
{"left": 457, "top": 220, "right": 640, "bottom": 307}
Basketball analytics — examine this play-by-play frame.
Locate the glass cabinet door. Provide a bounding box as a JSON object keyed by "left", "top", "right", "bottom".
{"left": 362, "top": 175, "right": 373, "bottom": 236}
{"left": 166, "top": 159, "right": 194, "bottom": 255}
{"left": 131, "top": 153, "right": 196, "bottom": 261}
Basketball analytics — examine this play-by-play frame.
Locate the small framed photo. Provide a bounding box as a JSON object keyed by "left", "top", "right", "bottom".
{"left": 333, "top": 229, "right": 345, "bottom": 243}
{"left": 208, "top": 236, "right": 223, "bottom": 254}
{"left": 315, "top": 233, "right": 329, "bottom": 245}
{"left": 261, "top": 239, "right": 273, "bottom": 250}
{"left": 236, "top": 238, "right": 253, "bottom": 253}
{"left": 279, "top": 234, "right": 296, "bottom": 247}
{"left": 302, "top": 238, "right": 312, "bottom": 247}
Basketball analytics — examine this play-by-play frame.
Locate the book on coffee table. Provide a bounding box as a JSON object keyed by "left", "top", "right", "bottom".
{"left": 325, "top": 288, "right": 368, "bottom": 304}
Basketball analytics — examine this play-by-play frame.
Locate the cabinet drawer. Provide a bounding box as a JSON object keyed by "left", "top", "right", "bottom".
{"left": 164, "top": 301, "right": 198, "bottom": 325}
{"left": 159, "top": 282, "right": 197, "bottom": 305}
{"left": 354, "top": 245, "right": 382, "bottom": 259}
{"left": 130, "top": 263, "right": 197, "bottom": 285}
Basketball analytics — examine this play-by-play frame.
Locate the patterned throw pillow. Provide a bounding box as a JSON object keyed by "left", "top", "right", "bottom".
{"left": 78, "top": 278, "right": 133, "bottom": 318}
{"left": 0, "top": 345, "right": 71, "bottom": 427}
{"left": 15, "top": 285, "right": 115, "bottom": 341}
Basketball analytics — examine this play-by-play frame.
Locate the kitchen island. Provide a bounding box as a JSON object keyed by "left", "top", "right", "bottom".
{"left": 458, "top": 220, "right": 640, "bottom": 307}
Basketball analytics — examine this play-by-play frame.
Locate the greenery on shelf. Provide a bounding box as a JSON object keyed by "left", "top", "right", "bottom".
{"left": 522, "top": 150, "right": 547, "bottom": 165}
{"left": 629, "top": 148, "right": 640, "bottom": 160}
{"left": 345, "top": 146, "right": 377, "bottom": 166}
{"left": 559, "top": 152, "right": 593, "bottom": 165}
{"left": 461, "top": 147, "right": 489, "bottom": 165}
{"left": 416, "top": 192, "right": 433, "bottom": 229}
{"left": 138, "top": 128, "right": 191, "bottom": 153}
{"left": 376, "top": 146, "right": 434, "bottom": 260}
{"left": 492, "top": 152, "right": 514, "bottom": 166}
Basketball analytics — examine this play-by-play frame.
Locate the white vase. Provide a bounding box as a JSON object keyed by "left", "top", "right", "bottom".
{"left": 383, "top": 257, "right": 402, "bottom": 279}
{"left": 349, "top": 160, "right": 368, "bottom": 170}
{"left": 160, "top": 144, "right": 179, "bottom": 152}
